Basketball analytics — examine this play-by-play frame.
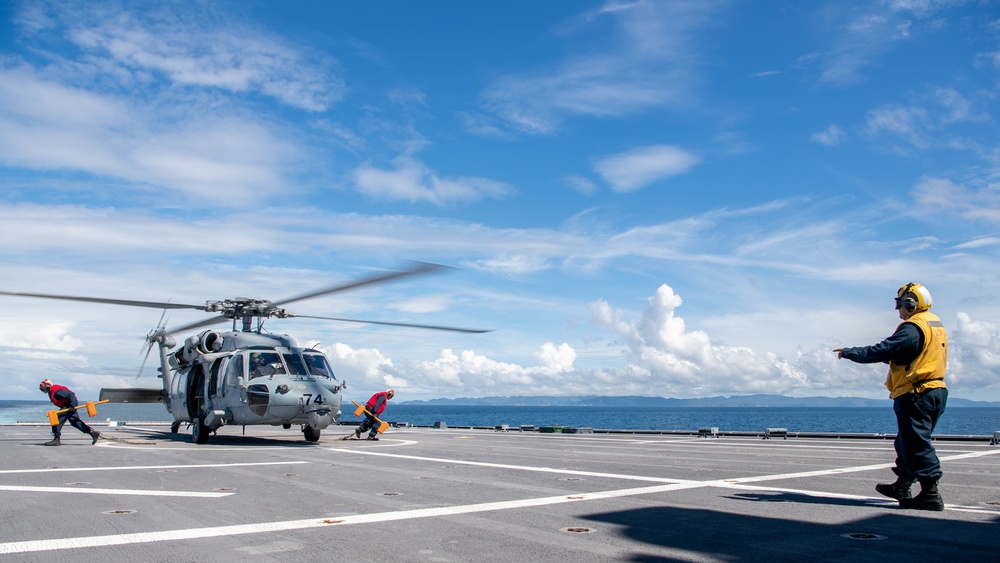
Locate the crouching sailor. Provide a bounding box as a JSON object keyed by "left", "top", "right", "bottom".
{"left": 355, "top": 389, "right": 394, "bottom": 441}
{"left": 834, "top": 283, "right": 948, "bottom": 511}
{"left": 39, "top": 379, "right": 100, "bottom": 446}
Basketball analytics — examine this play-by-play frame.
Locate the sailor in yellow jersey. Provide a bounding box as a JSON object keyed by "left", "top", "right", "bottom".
{"left": 834, "top": 283, "right": 948, "bottom": 511}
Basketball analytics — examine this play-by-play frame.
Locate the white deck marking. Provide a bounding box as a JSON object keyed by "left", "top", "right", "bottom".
{"left": 0, "top": 485, "right": 232, "bottom": 498}
{"left": 331, "top": 448, "right": 696, "bottom": 483}
{"left": 0, "top": 461, "right": 308, "bottom": 474}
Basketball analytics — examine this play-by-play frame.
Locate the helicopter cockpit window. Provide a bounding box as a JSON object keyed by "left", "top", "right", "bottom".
{"left": 282, "top": 352, "right": 307, "bottom": 377}
{"left": 303, "top": 353, "right": 336, "bottom": 379}
{"left": 249, "top": 351, "right": 285, "bottom": 379}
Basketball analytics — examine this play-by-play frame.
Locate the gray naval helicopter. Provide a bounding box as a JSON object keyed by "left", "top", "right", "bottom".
{"left": 1, "top": 262, "right": 486, "bottom": 444}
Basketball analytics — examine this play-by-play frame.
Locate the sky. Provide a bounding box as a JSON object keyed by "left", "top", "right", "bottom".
{"left": 2, "top": 0, "right": 1000, "bottom": 404}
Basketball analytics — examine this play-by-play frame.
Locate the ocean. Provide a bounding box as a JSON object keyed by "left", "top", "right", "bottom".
{"left": 3, "top": 400, "right": 998, "bottom": 435}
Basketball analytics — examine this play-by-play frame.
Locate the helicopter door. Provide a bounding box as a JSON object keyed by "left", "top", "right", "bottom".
{"left": 185, "top": 365, "right": 206, "bottom": 422}
{"left": 223, "top": 354, "right": 244, "bottom": 398}
{"left": 207, "top": 358, "right": 224, "bottom": 405}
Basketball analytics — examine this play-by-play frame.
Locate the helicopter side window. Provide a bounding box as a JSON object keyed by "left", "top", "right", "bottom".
{"left": 304, "top": 353, "right": 336, "bottom": 379}
{"left": 249, "top": 352, "right": 284, "bottom": 379}
{"left": 225, "top": 355, "right": 244, "bottom": 391}
{"left": 283, "top": 353, "right": 308, "bottom": 376}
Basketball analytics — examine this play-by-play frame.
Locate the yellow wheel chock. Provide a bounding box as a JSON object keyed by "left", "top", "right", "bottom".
{"left": 46, "top": 400, "right": 110, "bottom": 426}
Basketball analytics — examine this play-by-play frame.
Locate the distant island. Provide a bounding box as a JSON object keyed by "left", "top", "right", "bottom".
{"left": 400, "top": 393, "right": 1000, "bottom": 408}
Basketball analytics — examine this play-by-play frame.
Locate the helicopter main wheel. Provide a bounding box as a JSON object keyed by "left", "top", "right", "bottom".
{"left": 170, "top": 421, "right": 181, "bottom": 434}
{"left": 192, "top": 415, "right": 211, "bottom": 444}
{"left": 282, "top": 423, "right": 291, "bottom": 429}
{"left": 303, "top": 425, "right": 321, "bottom": 442}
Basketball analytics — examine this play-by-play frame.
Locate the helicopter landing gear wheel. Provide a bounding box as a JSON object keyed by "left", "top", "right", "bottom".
{"left": 282, "top": 423, "right": 291, "bottom": 429}
{"left": 170, "top": 421, "right": 181, "bottom": 434}
{"left": 192, "top": 415, "right": 210, "bottom": 444}
{"left": 303, "top": 425, "right": 321, "bottom": 442}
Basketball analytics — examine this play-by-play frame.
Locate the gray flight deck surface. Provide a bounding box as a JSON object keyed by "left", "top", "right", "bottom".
{"left": 1, "top": 422, "right": 999, "bottom": 562}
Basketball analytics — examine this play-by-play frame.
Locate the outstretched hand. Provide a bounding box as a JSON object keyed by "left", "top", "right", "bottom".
{"left": 832, "top": 348, "right": 844, "bottom": 359}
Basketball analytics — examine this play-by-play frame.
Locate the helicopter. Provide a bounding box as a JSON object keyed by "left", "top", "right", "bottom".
{"left": 0, "top": 262, "right": 487, "bottom": 444}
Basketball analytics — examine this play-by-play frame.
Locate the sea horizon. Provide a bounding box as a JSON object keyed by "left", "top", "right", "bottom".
{"left": 4, "top": 400, "right": 998, "bottom": 436}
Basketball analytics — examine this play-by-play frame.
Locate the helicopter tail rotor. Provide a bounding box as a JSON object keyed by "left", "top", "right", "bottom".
{"left": 136, "top": 309, "right": 170, "bottom": 379}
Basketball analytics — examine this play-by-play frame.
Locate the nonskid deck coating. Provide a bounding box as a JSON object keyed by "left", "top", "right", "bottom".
{"left": 1, "top": 423, "right": 999, "bottom": 562}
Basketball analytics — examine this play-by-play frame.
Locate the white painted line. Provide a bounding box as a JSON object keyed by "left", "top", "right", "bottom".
{"left": 0, "top": 481, "right": 699, "bottom": 554}
{"left": 331, "top": 448, "right": 695, "bottom": 483}
{"left": 0, "top": 461, "right": 309, "bottom": 474}
{"left": 0, "top": 485, "right": 232, "bottom": 498}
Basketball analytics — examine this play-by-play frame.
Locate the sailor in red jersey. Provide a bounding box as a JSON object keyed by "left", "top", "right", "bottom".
{"left": 354, "top": 389, "right": 394, "bottom": 440}
{"left": 39, "top": 379, "right": 100, "bottom": 446}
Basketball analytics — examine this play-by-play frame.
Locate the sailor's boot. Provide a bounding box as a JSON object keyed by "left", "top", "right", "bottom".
{"left": 44, "top": 436, "right": 61, "bottom": 446}
{"left": 875, "top": 479, "right": 913, "bottom": 500}
{"left": 899, "top": 479, "right": 944, "bottom": 511}
{"left": 354, "top": 428, "right": 362, "bottom": 439}
{"left": 90, "top": 430, "right": 101, "bottom": 445}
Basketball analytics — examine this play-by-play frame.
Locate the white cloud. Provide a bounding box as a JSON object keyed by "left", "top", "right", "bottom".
{"left": 562, "top": 175, "right": 599, "bottom": 195}
{"left": 587, "top": 284, "right": 813, "bottom": 397}
{"left": 353, "top": 156, "right": 513, "bottom": 206}
{"left": 811, "top": 125, "right": 846, "bottom": 146}
{"left": 536, "top": 342, "right": 576, "bottom": 373}
{"left": 912, "top": 177, "right": 1000, "bottom": 223}
{"left": 865, "top": 104, "right": 929, "bottom": 148}
{"left": 594, "top": 145, "right": 700, "bottom": 193}
{"left": 466, "top": 255, "right": 552, "bottom": 276}
{"left": 0, "top": 321, "right": 82, "bottom": 351}
{"left": 0, "top": 66, "right": 307, "bottom": 204}
{"left": 390, "top": 294, "right": 451, "bottom": 314}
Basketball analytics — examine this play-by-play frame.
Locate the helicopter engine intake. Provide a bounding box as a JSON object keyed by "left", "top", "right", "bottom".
{"left": 177, "top": 330, "right": 224, "bottom": 363}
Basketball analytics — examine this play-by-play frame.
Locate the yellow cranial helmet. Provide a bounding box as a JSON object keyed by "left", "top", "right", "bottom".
{"left": 895, "top": 283, "right": 933, "bottom": 312}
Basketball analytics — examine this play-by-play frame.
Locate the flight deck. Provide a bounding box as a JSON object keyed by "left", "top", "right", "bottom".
{"left": 1, "top": 422, "right": 998, "bottom": 562}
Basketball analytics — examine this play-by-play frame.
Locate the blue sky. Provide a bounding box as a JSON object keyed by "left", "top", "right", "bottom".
{"left": 2, "top": 0, "right": 1000, "bottom": 403}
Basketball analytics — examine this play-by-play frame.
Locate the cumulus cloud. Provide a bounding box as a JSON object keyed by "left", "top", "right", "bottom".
{"left": 949, "top": 312, "right": 1000, "bottom": 389}
{"left": 594, "top": 145, "right": 700, "bottom": 193}
{"left": 353, "top": 156, "right": 513, "bottom": 206}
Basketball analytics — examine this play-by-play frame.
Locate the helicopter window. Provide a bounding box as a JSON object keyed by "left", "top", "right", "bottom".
{"left": 225, "top": 355, "right": 244, "bottom": 388}
{"left": 249, "top": 351, "right": 284, "bottom": 379}
{"left": 208, "top": 359, "right": 223, "bottom": 399}
{"left": 282, "top": 353, "right": 308, "bottom": 376}
{"left": 303, "top": 353, "right": 335, "bottom": 379}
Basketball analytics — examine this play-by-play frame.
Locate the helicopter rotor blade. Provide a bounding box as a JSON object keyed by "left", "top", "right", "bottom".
{"left": 0, "top": 290, "right": 206, "bottom": 311}
{"left": 136, "top": 341, "right": 156, "bottom": 379}
{"left": 273, "top": 262, "right": 449, "bottom": 307}
{"left": 287, "top": 314, "right": 491, "bottom": 334}
{"left": 167, "top": 314, "right": 230, "bottom": 334}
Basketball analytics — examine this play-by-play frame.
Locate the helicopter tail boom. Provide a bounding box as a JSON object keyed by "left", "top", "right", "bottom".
{"left": 99, "top": 388, "right": 164, "bottom": 403}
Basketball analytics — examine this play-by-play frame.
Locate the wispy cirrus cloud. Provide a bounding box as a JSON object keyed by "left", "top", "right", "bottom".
{"left": 352, "top": 156, "right": 514, "bottom": 206}
{"left": 811, "top": 125, "right": 846, "bottom": 146}
{"left": 15, "top": 0, "right": 344, "bottom": 111}
{"left": 479, "top": 0, "right": 723, "bottom": 135}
